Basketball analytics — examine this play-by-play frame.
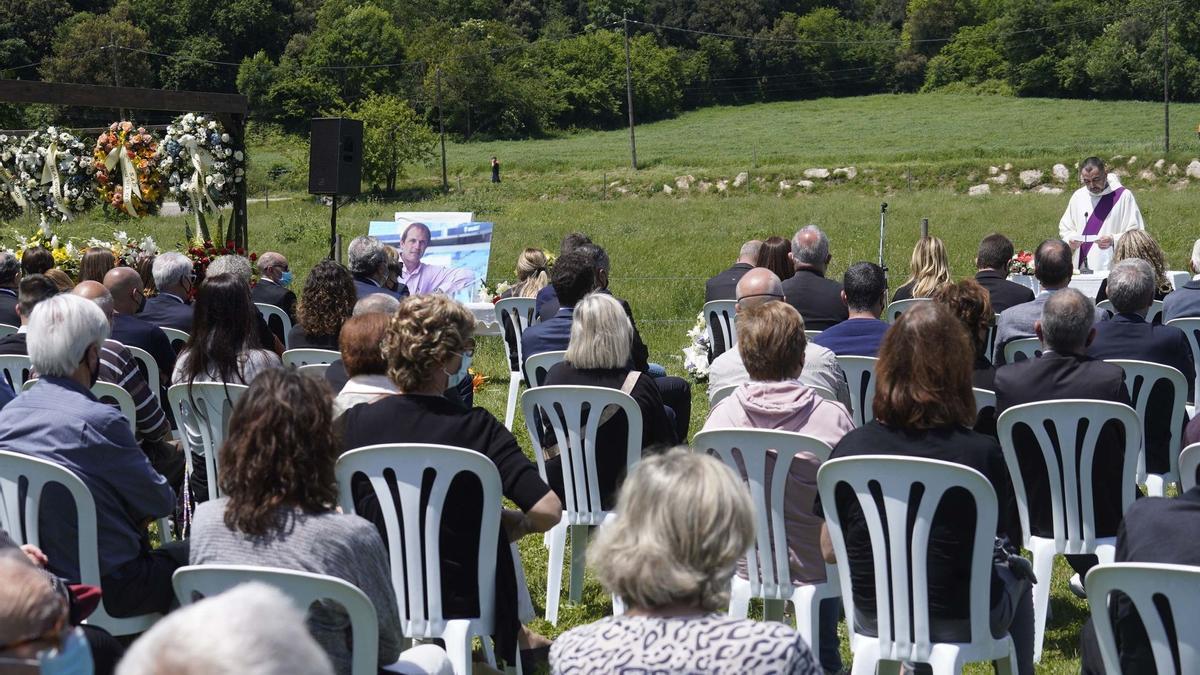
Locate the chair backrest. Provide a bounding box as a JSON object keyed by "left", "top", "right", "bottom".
{"left": 523, "top": 350, "right": 566, "bottom": 388}
{"left": 1086, "top": 562, "right": 1200, "bottom": 675}
{"left": 817, "top": 455, "right": 998, "bottom": 662}
{"left": 165, "top": 382, "right": 249, "bottom": 500}
{"left": 255, "top": 303, "right": 295, "bottom": 350}
{"left": 1008, "top": 274, "right": 1039, "bottom": 293}
{"left": 709, "top": 384, "right": 738, "bottom": 408}
{"left": 123, "top": 344, "right": 161, "bottom": 402}
{"left": 1166, "top": 318, "right": 1200, "bottom": 404}
{"left": 0, "top": 354, "right": 32, "bottom": 390}
{"left": 836, "top": 355, "right": 877, "bottom": 427}
{"left": 1170, "top": 271, "right": 1191, "bottom": 291}
{"left": 694, "top": 429, "right": 834, "bottom": 596}
{"left": 91, "top": 381, "right": 138, "bottom": 431}
{"left": 495, "top": 297, "right": 538, "bottom": 375}
{"left": 972, "top": 387, "right": 996, "bottom": 415}
{"left": 1003, "top": 337, "right": 1042, "bottom": 363}
{"left": 1098, "top": 299, "right": 1164, "bottom": 324}
{"left": 996, "top": 400, "right": 1140, "bottom": 552}
{"left": 809, "top": 383, "right": 837, "bottom": 402}
{"left": 804, "top": 330, "right": 822, "bottom": 340}
{"left": 160, "top": 327, "right": 189, "bottom": 353}
{"left": 0, "top": 323, "right": 17, "bottom": 337}
{"left": 282, "top": 348, "right": 340, "bottom": 368}
{"left": 703, "top": 300, "right": 738, "bottom": 360}
{"left": 884, "top": 298, "right": 931, "bottom": 324}
{"left": 1106, "top": 359, "right": 1188, "bottom": 484}
{"left": 297, "top": 363, "right": 330, "bottom": 378}
{"left": 521, "top": 385, "right": 642, "bottom": 521}
{"left": 982, "top": 314, "right": 1000, "bottom": 365}
{"left": 1180, "top": 443, "right": 1200, "bottom": 492}
{"left": 173, "top": 565, "right": 380, "bottom": 675}
{"left": 335, "top": 444, "right": 501, "bottom": 638}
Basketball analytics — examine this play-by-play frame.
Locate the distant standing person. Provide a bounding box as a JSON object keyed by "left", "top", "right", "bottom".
{"left": 1058, "top": 156, "right": 1145, "bottom": 273}
{"left": 491, "top": 156, "right": 501, "bottom": 183}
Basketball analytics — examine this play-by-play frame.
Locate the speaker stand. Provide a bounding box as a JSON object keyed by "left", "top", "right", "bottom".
{"left": 327, "top": 195, "right": 340, "bottom": 260}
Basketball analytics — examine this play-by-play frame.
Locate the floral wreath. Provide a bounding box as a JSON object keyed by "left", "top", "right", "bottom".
{"left": 158, "top": 113, "right": 244, "bottom": 214}
{"left": 13, "top": 127, "right": 97, "bottom": 223}
{"left": 0, "top": 136, "right": 24, "bottom": 222}
{"left": 94, "top": 122, "right": 164, "bottom": 218}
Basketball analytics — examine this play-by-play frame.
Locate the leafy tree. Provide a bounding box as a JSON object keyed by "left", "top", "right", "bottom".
{"left": 303, "top": 4, "right": 406, "bottom": 103}
{"left": 332, "top": 94, "right": 437, "bottom": 193}
{"left": 901, "top": 0, "right": 979, "bottom": 57}
{"left": 922, "top": 20, "right": 1005, "bottom": 90}
{"left": 0, "top": 0, "right": 74, "bottom": 68}
{"left": 40, "top": 8, "right": 154, "bottom": 87}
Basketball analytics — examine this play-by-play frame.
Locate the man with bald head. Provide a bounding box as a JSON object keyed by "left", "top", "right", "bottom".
{"left": 707, "top": 268, "right": 851, "bottom": 409}
{"left": 72, "top": 281, "right": 181, "bottom": 486}
{"left": 104, "top": 267, "right": 175, "bottom": 385}
{"left": 706, "top": 239, "right": 762, "bottom": 303}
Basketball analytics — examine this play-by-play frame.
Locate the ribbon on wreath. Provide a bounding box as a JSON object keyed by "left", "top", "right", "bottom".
{"left": 179, "top": 136, "right": 221, "bottom": 234}
{"left": 38, "top": 141, "right": 73, "bottom": 220}
{"left": 104, "top": 138, "right": 143, "bottom": 218}
{"left": 0, "top": 168, "right": 26, "bottom": 210}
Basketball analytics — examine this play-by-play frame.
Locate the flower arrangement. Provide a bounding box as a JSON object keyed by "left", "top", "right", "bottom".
{"left": 13, "top": 127, "right": 97, "bottom": 223}
{"left": 158, "top": 114, "right": 244, "bottom": 214}
{"left": 469, "top": 368, "right": 487, "bottom": 393}
{"left": 477, "top": 251, "right": 557, "bottom": 303}
{"left": 82, "top": 230, "right": 160, "bottom": 267}
{"left": 1008, "top": 250, "right": 1035, "bottom": 276}
{"left": 94, "top": 122, "right": 164, "bottom": 218}
{"left": 11, "top": 226, "right": 81, "bottom": 279}
{"left": 681, "top": 311, "right": 711, "bottom": 381}
{"left": 184, "top": 239, "right": 258, "bottom": 282}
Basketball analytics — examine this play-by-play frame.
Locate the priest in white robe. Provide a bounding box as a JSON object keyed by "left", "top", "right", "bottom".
{"left": 1058, "top": 157, "right": 1145, "bottom": 272}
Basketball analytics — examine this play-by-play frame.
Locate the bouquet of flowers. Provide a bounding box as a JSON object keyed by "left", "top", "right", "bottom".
{"left": 94, "top": 122, "right": 164, "bottom": 218}
{"left": 0, "top": 136, "right": 25, "bottom": 223}
{"left": 158, "top": 113, "right": 244, "bottom": 214}
{"left": 11, "top": 226, "right": 81, "bottom": 279}
{"left": 477, "top": 279, "right": 513, "bottom": 303}
{"left": 1008, "top": 250, "right": 1035, "bottom": 276}
{"left": 82, "top": 230, "right": 160, "bottom": 267}
{"left": 13, "top": 127, "right": 97, "bottom": 223}
{"left": 184, "top": 239, "right": 258, "bottom": 282}
{"left": 681, "top": 311, "right": 711, "bottom": 381}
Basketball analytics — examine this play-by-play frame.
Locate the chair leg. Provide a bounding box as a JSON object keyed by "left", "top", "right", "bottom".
{"left": 504, "top": 375, "right": 520, "bottom": 430}
{"left": 1144, "top": 473, "right": 1165, "bottom": 497}
{"left": 567, "top": 523, "right": 588, "bottom": 604}
{"left": 441, "top": 621, "right": 474, "bottom": 675}
{"left": 850, "top": 640, "right": 882, "bottom": 675}
{"left": 791, "top": 588, "right": 819, "bottom": 670}
{"left": 727, "top": 576, "right": 751, "bottom": 619}
{"left": 1029, "top": 540, "right": 1057, "bottom": 664}
{"left": 545, "top": 520, "right": 567, "bottom": 625}
{"left": 926, "top": 645, "right": 963, "bottom": 675}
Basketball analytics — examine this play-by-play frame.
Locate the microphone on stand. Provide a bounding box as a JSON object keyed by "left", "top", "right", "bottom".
{"left": 1079, "top": 212, "right": 1092, "bottom": 275}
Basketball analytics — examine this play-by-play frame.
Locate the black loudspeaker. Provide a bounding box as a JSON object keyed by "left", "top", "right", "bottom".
{"left": 308, "top": 118, "right": 362, "bottom": 195}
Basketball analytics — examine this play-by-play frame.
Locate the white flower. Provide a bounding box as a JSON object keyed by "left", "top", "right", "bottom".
{"left": 213, "top": 174, "right": 226, "bottom": 187}
{"left": 65, "top": 242, "right": 77, "bottom": 256}
{"left": 205, "top": 175, "right": 214, "bottom": 185}
{"left": 46, "top": 127, "right": 57, "bottom": 135}
{"left": 59, "top": 133, "right": 70, "bottom": 143}
{"left": 208, "top": 121, "right": 217, "bottom": 130}
{"left": 234, "top": 168, "right": 244, "bottom": 176}
{"left": 221, "top": 133, "right": 231, "bottom": 143}
{"left": 233, "top": 150, "right": 243, "bottom": 161}
{"left": 183, "top": 113, "right": 195, "bottom": 123}
{"left": 224, "top": 148, "right": 232, "bottom": 157}
{"left": 50, "top": 235, "right": 58, "bottom": 248}
{"left": 114, "top": 230, "right": 128, "bottom": 243}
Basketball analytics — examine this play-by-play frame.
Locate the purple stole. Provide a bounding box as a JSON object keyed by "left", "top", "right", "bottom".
{"left": 1079, "top": 187, "right": 1126, "bottom": 262}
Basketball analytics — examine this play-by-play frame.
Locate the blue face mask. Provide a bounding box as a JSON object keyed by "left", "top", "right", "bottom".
{"left": 444, "top": 352, "right": 473, "bottom": 388}
{"left": 279, "top": 271, "right": 293, "bottom": 287}
{"left": 38, "top": 627, "right": 93, "bottom": 675}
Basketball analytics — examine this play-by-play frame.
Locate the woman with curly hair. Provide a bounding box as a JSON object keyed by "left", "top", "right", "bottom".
{"left": 342, "top": 293, "right": 561, "bottom": 671}
{"left": 189, "top": 368, "right": 405, "bottom": 674}
{"left": 289, "top": 259, "right": 357, "bottom": 350}
{"left": 78, "top": 247, "right": 116, "bottom": 284}
{"left": 1095, "top": 229, "right": 1174, "bottom": 304}
{"left": 892, "top": 235, "right": 952, "bottom": 301}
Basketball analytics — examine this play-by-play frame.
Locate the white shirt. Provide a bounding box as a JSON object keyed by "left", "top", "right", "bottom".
{"left": 333, "top": 374, "right": 400, "bottom": 417}
{"left": 1057, "top": 174, "right": 1145, "bottom": 272}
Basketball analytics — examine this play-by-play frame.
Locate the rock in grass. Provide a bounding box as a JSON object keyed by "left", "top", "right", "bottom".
{"left": 733, "top": 172, "right": 749, "bottom": 188}
{"left": 1035, "top": 185, "right": 1064, "bottom": 195}
{"left": 797, "top": 180, "right": 814, "bottom": 188}
{"left": 675, "top": 175, "right": 693, "bottom": 190}
{"left": 987, "top": 173, "right": 1008, "bottom": 185}
{"left": 779, "top": 180, "right": 792, "bottom": 190}
{"left": 968, "top": 184, "right": 991, "bottom": 196}
{"left": 661, "top": 184, "right": 673, "bottom": 195}
{"left": 833, "top": 166, "right": 857, "bottom": 179}
{"left": 803, "top": 168, "right": 830, "bottom": 179}
{"left": 1053, "top": 164, "right": 1070, "bottom": 182}
{"left": 716, "top": 180, "right": 729, "bottom": 192}
{"left": 1019, "top": 169, "right": 1043, "bottom": 187}
{"left": 1187, "top": 161, "right": 1200, "bottom": 179}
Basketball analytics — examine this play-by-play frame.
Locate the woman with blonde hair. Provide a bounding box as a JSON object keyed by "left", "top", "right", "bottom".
{"left": 78, "top": 247, "right": 116, "bottom": 284}
{"left": 892, "top": 236, "right": 952, "bottom": 301}
{"left": 501, "top": 248, "right": 551, "bottom": 299}
{"left": 550, "top": 449, "right": 820, "bottom": 674}
{"left": 1096, "top": 229, "right": 1174, "bottom": 304}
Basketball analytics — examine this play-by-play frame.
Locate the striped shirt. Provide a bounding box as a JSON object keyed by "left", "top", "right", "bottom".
{"left": 99, "top": 339, "right": 171, "bottom": 442}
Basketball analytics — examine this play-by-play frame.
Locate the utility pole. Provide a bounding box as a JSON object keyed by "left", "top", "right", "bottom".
{"left": 436, "top": 66, "right": 448, "bottom": 192}
{"left": 1163, "top": 6, "right": 1170, "bottom": 154}
{"left": 623, "top": 12, "right": 638, "bottom": 171}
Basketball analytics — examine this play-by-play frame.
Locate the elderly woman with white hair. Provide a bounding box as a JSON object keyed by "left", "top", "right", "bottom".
{"left": 540, "top": 292, "right": 677, "bottom": 510}
{"left": 550, "top": 449, "right": 821, "bottom": 674}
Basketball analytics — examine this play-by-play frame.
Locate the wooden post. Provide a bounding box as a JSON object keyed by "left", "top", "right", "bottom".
{"left": 436, "top": 66, "right": 448, "bottom": 192}
{"left": 1164, "top": 6, "right": 1170, "bottom": 154}
{"left": 623, "top": 13, "right": 638, "bottom": 171}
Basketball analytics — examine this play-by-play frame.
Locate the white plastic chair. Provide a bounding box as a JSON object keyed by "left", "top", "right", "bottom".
{"left": 0, "top": 322, "right": 17, "bottom": 337}
{"left": 983, "top": 314, "right": 1000, "bottom": 365}
{"left": 166, "top": 382, "right": 248, "bottom": 500}
{"left": 335, "top": 444, "right": 503, "bottom": 675}
{"left": 495, "top": 297, "right": 538, "bottom": 430}
{"left": 996, "top": 399, "right": 1140, "bottom": 662}
{"left": 972, "top": 388, "right": 996, "bottom": 415}
{"left": 703, "top": 299, "right": 737, "bottom": 360}
{"left": 521, "top": 385, "right": 642, "bottom": 625}
{"left": 282, "top": 348, "right": 340, "bottom": 368}
{"left": 255, "top": 302, "right": 294, "bottom": 349}
{"left": 809, "top": 383, "right": 837, "bottom": 402}
{"left": 160, "top": 327, "right": 189, "bottom": 352}
{"left": 0, "top": 450, "right": 162, "bottom": 636}
{"left": 123, "top": 344, "right": 162, "bottom": 402}
{"left": 522, "top": 350, "right": 565, "bottom": 388}
{"left": 1085, "top": 562, "right": 1200, "bottom": 675}
{"left": 1166, "top": 318, "right": 1200, "bottom": 408}
{"left": 1007, "top": 275, "right": 1039, "bottom": 294}
{"left": 174, "top": 565, "right": 414, "bottom": 675}
{"left": 885, "top": 297, "right": 931, "bottom": 324}
{"left": 1169, "top": 271, "right": 1191, "bottom": 291}
{"left": 709, "top": 384, "right": 738, "bottom": 407}
{"left": 21, "top": 379, "right": 137, "bottom": 432}
{"left": 805, "top": 330, "right": 822, "bottom": 340}
{"left": 0, "top": 354, "right": 32, "bottom": 390}
{"left": 1097, "top": 299, "right": 1163, "bottom": 324}
{"left": 836, "top": 355, "right": 877, "bottom": 427}
{"left": 1002, "top": 337, "right": 1042, "bottom": 363}
{"left": 693, "top": 429, "right": 839, "bottom": 668}
{"left": 1180, "top": 443, "right": 1200, "bottom": 492}
{"left": 817, "top": 455, "right": 1018, "bottom": 674}
{"left": 297, "top": 362, "right": 330, "bottom": 378}
{"left": 1106, "top": 359, "right": 1188, "bottom": 496}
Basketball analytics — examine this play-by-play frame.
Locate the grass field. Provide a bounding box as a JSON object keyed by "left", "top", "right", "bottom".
{"left": 22, "top": 91, "right": 1200, "bottom": 673}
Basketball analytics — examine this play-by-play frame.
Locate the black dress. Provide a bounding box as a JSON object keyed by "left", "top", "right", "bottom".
{"left": 286, "top": 325, "right": 340, "bottom": 350}
{"left": 341, "top": 394, "right": 551, "bottom": 664}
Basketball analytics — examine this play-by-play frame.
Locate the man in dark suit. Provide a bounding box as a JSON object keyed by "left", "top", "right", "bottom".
{"left": 1087, "top": 258, "right": 1195, "bottom": 476}
{"left": 252, "top": 252, "right": 297, "bottom": 345}
{"left": 1079, "top": 486, "right": 1200, "bottom": 674}
{"left": 0, "top": 252, "right": 19, "bottom": 327}
{"left": 974, "top": 233, "right": 1035, "bottom": 314}
{"left": 348, "top": 236, "right": 407, "bottom": 301}
{"left": 0, "top": 275, "right": 59, "bottom": 356}
{"left": 1163, "top": 238, "right": 1200, "bottom": 322}
{"left": 522, "top": 250, "right": 593, "bottom": 373}
{"left": 104, "top": 267, "right": 176, "bottom": 386}
{"left": 535, "top": 231, "right": 592, "bottom": 321}
{"left": 138, "top": 251, "right": 194, "bottom": 332}
{"left": 705, "top": 240, "right": 761, "bottom": 303}
{"left": 994, "top": 288, "right": 1132, "bottom": 580}
{"left": 781, "top": 225, "right": 848, "bottom": 330}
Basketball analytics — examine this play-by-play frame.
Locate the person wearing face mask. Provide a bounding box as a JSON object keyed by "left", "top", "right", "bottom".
{"left": 341, "top": 293, "right": 562, "bottom": 672}
{"left": 1058, "top": 156, "right": 1146, "bottom": 273}
{"left": 138, "top": 251, "right": 195, "bottom": 332}
{"left": 396, "top": 222, "right": 476, "bottom": 297}
{"left": 252, "top": 252, "right": 297, "bottom": 345}
{"left": 0, "top": 294, "right": 184, "bottom": 619}
{"left": 103, "top": 268, "right": 176, "bottom": 386}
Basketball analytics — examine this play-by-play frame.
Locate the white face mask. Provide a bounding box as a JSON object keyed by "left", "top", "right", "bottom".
{"left": 443, "top": 352, "right": 473, "bottom": 388}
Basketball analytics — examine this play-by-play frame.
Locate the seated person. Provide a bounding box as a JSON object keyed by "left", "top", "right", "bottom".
{"left": 974, "top": 233, "right": 1035, "bottom": 314}
{"left": 551, "top": 450, "right": 820, "bottom": 674}
{"left": 289, "top": 259, "right": 356, "bottom": 350}
{"left": 1162, "top": 237, "right": 1200, "bottom": 322}
{"left": 535, "top": 232, "right": 591, "bottom": 320}
{"left": 0, "top": 294, "right": 182, "bottom": 617}
{"left": 332, "top": 313, "right": 396, "bottom": 417}
{"left": 932, "top": 280, "right": 997, "bottom": 435}
{"left": 138, "top": 252, "right": 194, "bottom": 332}
{"left": 0, "top": 274, "right": 58, "bottom": 356}
{"left": 348, "top": 236, "right": 407, "bottom": 300}
{"left": 811, "top": 262, "right": 890, "bottom": 357}
{"left": 541, "top": 292, "right": 676, "bottom": 510}
{"left": 190, "top": 368, "right": 403, "bottom": 674}
{"left": 781, "top": 225, "right": 848, "bottom": 330}
{"left": 891, "top": 236, "right": 952, "bottom": 301}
